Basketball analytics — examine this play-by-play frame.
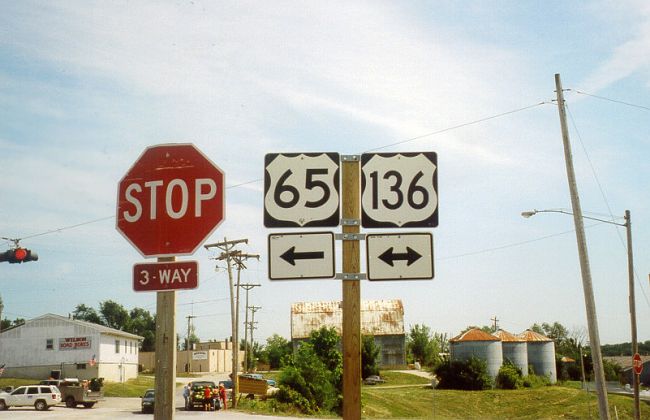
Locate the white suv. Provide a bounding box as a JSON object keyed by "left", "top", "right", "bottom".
{"left": 0, "top": 384, "right": 62, "bottom": 411}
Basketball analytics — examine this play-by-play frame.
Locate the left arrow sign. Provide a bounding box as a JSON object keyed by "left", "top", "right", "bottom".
{"left": 378, "top": 247, "right": 422, "bottom": 266}
{"left": 269, "top": 232, "right": 335, "bottom": 280}
{"left": 280, "top": 247, "right": 325, "bottom": 266}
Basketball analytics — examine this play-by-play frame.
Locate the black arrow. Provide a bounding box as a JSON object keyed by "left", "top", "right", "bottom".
{"left": 378, "top": 247, "right": 422, "bottom": 267}
{"left": 280, "top": 246, "right": 325, "bottom": 266}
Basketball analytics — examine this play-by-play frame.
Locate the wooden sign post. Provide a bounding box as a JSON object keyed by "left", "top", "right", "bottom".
{"left": 341, "top": 155, "right": 361, "bottom": 420}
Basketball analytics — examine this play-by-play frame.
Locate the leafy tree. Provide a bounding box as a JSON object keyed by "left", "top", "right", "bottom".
{"left": 240, "top": 339, "right": 263, "bottom": 371}
{"left": 263, "top": 334, "right": 292, "bottom": 369}
{"left": 276, "top": 327, "right": 343, "bottom": 414}
{"left": 407, "top": 324, "right": 441, "bottom": 366}
{"left": 0, "top": 317, "right": 24, "bottom": 331}
{"left": 72, "top": 304, "right": 102, "bottom": 325}
{"left": 72, "top": 302, "right": 157, "bottom": 351}
{"left": 361, "top": 335, "right": 381, "bottom": 379}
{"left": 127, "top": 308, "right": 156, "bottom": 352}
{"left": 99, "top": 300, "right": 130, "bottom": 330}
{"left": 278, "top": 338, "right": 341, "bottom": 414}
{"left": 463, "top": 325, "right": 495, "bottom": 334}
{"left": 277, "top": 342, "right": 338, "bottom": 414}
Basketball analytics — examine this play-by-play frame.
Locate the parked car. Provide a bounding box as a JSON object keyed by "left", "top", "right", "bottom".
{"left": 0, "top": 385, "right": 62, "bottom": 411}
{"left": 141, "top": 389, "right": 155, "bottom": 414}
{"left": 363, "top": 375, "right": 386, "bottom": 385}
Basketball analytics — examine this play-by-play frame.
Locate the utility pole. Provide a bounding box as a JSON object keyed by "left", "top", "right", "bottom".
{"left": 624, "top": 210, "right": 640, "bottom": 420}
{"left": 204, "top": 238, "right": 248, "bottom": 408}
{"left": 186, "top": 315, "right": 196, "bottom": 373}
{"left": 249, "top": 305, "right": 261, "bottom": 366}
{"left": 240, "top": 283, "right": 261, "bottom": 372}
{"left": 232, "top": 253, "right": 258, "bottom": 378}
{"left": 490, "top": 316, "right": 499, "bottom": 332}
{"left": 555, "top": 73, "right": 610, "bottom": 419}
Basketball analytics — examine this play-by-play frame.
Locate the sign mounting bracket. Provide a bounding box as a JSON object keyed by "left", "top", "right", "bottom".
{"left": 335, "top": 233, "right": 366, "bottom": 241}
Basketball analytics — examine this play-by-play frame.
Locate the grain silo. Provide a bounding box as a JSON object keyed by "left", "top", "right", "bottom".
{"left": 493, "top": 329, "right": 528, "bottom": 376}
{"left": 450, "top": 328, "right": 503, "bottom": 380}
{"left": 519, "top": 329, "right": 557, "bottom": 383}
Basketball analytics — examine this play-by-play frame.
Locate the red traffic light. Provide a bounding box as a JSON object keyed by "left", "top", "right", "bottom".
{"left": 0, "top": 248, "right": 38, "bottom": 264}
{"left": 14, "top": 248, "right": 27, "bottom": 261}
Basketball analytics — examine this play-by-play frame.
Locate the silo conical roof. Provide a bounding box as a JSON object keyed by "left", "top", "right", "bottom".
{"left": 450, "top": 328, "right": 500, "bottom": 342}
{"left": 519, "top": 329, "right": 553, "bottom": 342}
{"left": 493, "top": 329, "right": 525, "bottom": 342}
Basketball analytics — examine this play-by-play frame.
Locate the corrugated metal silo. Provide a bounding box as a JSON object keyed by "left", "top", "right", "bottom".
{"left": 493, "top": 329, "right": 528, "bottom": 376}
{"left": 450, "top": 328, "right": 503, "bottom": 380}
{"left": 519, "top": 329, "right": 557, "bottom": 383}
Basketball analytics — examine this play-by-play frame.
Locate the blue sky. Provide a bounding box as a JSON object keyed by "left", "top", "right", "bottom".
{"left": 1, "top": 0, "right": 649, "bottom": 346}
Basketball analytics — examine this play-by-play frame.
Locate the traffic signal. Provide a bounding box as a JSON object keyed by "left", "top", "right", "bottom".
{"left": 0, "top": 248, "right": 38, "bottom": 264}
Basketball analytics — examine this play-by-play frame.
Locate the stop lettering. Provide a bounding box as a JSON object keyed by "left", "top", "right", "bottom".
{"left": 122, "top": 178, "right": 217, "bottom": 222}
{"left": 116, "top": 144, "right": 225, "bottom": 257}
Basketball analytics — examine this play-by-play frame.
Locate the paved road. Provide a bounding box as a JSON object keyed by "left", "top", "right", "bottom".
{"left": 0, "top": 374, "right": 295, "bottom": 419}
{"left": 0, "top": 398, "right": 306, "bottom": 419}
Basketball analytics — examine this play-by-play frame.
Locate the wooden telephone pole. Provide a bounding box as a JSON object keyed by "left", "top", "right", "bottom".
{"left": 204, "top": 238, "right": 247, "bottom": 408}
{"left": 241, "top": 283, "right": 261, "bottom": 371}
{"left": 555, "top": 73, "right": 610, "bottom": 419}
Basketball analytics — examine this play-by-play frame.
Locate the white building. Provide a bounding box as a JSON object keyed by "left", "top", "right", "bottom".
{"left": 0, "top": 313, "right": 142, "bottom": 382}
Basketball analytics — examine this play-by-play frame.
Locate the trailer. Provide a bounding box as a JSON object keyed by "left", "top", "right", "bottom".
{"left": 39, "top": 378, "right": 103, "bottom": 408}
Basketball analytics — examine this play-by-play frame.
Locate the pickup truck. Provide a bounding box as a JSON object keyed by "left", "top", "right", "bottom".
{"left": 39, "top": 379, "right": 103, "bottom": 408}
{"left": 187, "top": 380, "right": 217, "bottom": 411}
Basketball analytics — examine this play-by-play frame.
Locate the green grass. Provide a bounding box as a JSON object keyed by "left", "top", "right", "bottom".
{"left": 237, "top": 372, "right": 650, "bottom": 419}
{"left": 0, "top": 378, "right": 38, "bottom": 389}
{"left": 362, "top": 385, "right": 650, "bottom": 419}
{"left": 373, "top": 371, "right": 431, "bottom": 386}
{"left": 103, "top": 375, "right": 157, "bottom": 397}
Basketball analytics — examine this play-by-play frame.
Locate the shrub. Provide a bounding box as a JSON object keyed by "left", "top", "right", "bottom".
{"left": 435, "top": 357, "right": 493, "bottom": 390}
{"left": 496, "top": 361, "right": 522, "bottom": 389}
{"left": 277, "top": 331, "right": 342, "bottom": 414}
{"left": 522, "top": 374, "right": 551, "bottom": 388}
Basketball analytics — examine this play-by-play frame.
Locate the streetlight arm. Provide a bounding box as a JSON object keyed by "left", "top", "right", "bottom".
{"left": 522, "top": 209, "right": 626, "bottom": 227}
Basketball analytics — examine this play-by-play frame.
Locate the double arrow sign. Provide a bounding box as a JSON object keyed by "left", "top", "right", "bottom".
{"left": 268, "top": 232, "right": 433, "bottom": 281}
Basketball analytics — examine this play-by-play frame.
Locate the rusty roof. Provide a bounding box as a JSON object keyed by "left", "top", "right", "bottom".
{"left": 291, "top": 299, "right": 404, "bottom": 339}
{"left": 518, "top": 329, "right": 553, "bottom": 342}
{"left": 493, "top": 329, "right": 525, "bottom": 342}
{"left": 450, "top": 328, "right": 500, "bottom": 342}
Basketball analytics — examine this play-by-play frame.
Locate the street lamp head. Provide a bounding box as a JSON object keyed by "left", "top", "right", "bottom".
{"left": 521, "top": 211, "right": 537, "bottom": 218}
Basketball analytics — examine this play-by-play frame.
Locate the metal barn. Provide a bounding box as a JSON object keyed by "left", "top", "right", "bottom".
{"left": 291, "top": 299, "right": 406, "bottom": 366}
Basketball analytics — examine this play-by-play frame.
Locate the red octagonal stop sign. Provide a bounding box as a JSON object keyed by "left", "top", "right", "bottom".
{"left": 116, "top": 143, "right": 225, "bottom": 257}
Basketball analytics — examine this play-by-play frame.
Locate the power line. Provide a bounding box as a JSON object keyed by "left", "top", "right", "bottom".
{"left": 3, "top": 100, "right": 550, "bottom": 243}
{"left": 565, "top": 103, "right": 650, "bottom": 309}
{"left": 363, "top": 101, "right": 550, "bottom": 153}
{"left": 570, "top": 89, "right": 650, "bottom": 112}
